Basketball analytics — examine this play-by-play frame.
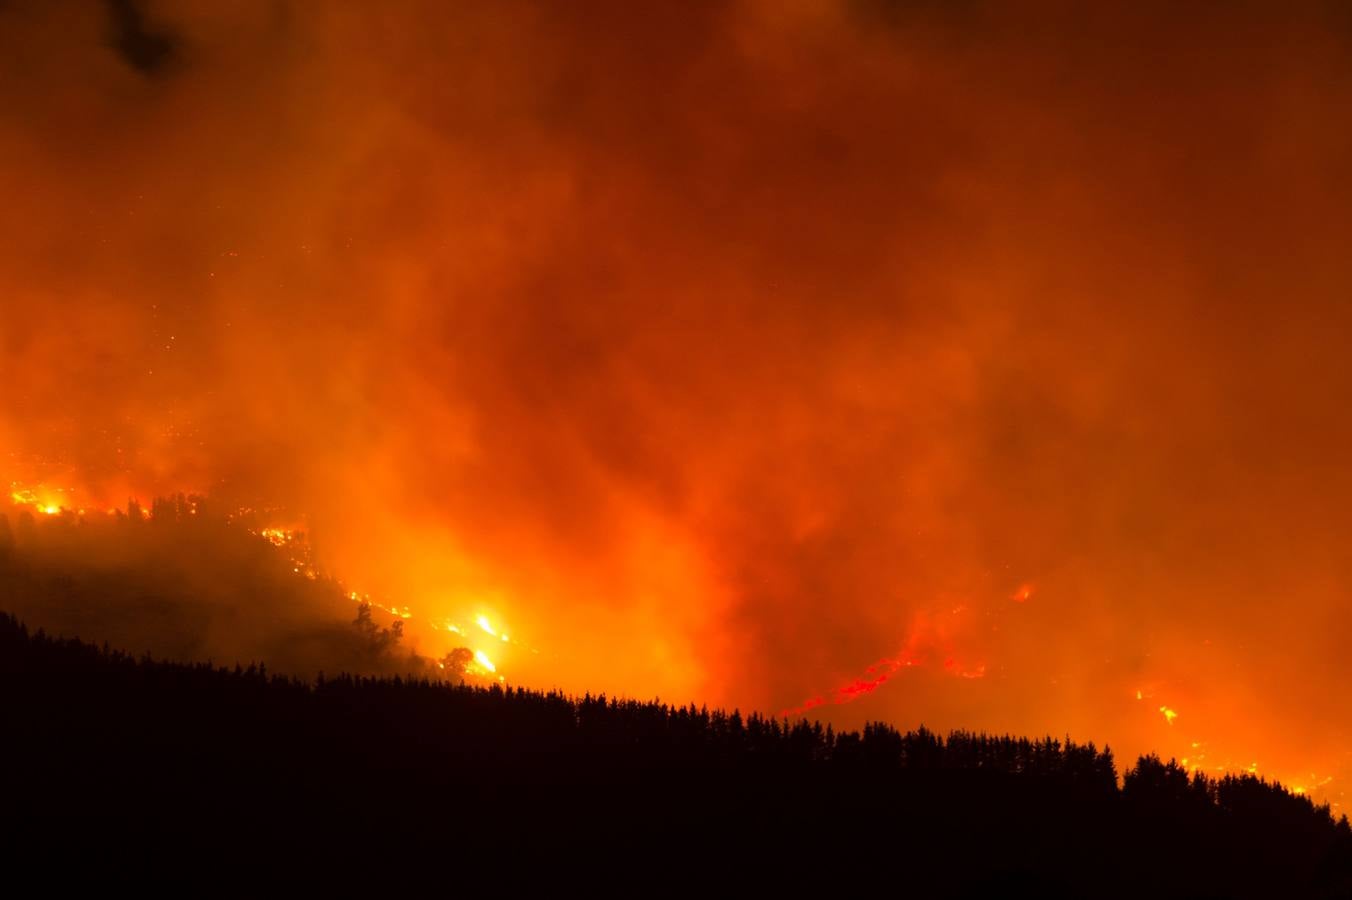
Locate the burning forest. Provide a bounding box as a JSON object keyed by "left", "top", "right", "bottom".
{"left": 4, "top": 1, "right": 1352, "bottom": 892}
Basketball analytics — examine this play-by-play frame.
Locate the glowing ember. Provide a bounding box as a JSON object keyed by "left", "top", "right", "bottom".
{"left": 258, "top": 527, "right": 295, "bottom": 547}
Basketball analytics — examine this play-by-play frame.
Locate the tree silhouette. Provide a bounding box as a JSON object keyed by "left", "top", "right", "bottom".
{"left": 1, "top": 498, "right": 1349, "bottom": 895}
{"left": 1, "top": 607, "right": 1346, "bottom": 896}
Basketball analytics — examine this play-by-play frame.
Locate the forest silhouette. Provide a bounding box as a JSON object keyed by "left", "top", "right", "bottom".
{"left": 2, "top": 501, "right": 1350, "bottom": 895}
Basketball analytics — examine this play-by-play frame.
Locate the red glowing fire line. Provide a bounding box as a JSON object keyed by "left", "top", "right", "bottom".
{"left": 778, "top": 592, "right": 1024, "bottom": 718}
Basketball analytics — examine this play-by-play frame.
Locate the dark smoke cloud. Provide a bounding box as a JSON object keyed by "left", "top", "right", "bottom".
{"left": 3, "top": 0, "right": 1352, "bottom": 796}
{"left": 105, "top": 0, "right": 179, "bottom": 77}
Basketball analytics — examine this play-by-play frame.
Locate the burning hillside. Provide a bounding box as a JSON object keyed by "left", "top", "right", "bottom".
{"left": 4, "top": 0, "right": 1352, "bottom": 818}
{"left": 1, "top": 482, "right": 522, "bottom": 686}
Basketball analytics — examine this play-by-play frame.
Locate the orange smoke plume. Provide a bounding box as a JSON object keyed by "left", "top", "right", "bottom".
{"left": 3, "top": 0, "right": 1352, "bottom": 807}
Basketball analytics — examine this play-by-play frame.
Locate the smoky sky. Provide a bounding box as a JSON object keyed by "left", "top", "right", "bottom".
{"left": 3, "top": 0, "right": 1352, "bottom": 795}
{"left": 105, "top": 0, "right": 178, "bottom": 77}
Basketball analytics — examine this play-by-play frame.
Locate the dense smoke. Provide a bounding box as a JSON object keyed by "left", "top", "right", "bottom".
{"left": 3, "top": 0, "right": 1352, "bottom": 794}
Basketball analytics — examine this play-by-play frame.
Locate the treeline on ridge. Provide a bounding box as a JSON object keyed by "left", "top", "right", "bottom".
{"left": 1, "top": 611, "right": 1348, "bottom": 897}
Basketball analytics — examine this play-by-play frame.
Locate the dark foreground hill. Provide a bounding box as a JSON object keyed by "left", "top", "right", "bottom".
{"left": 1, "top": 612, "right": 1348, "bottom": 897}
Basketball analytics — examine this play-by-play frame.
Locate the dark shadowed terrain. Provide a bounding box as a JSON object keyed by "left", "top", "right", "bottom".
{"left": 0, "top": 499, "right": 430, "bottom": 678}
{"left": 2, "top": 503, "right": 1349, "bottom": 894}
{"left": 2, "top": 609, "right": 1348, "bottom": 896}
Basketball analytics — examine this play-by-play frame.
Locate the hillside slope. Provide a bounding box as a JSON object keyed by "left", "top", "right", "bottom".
{"left": 2, "top": 612, "right": 1349, "bottom": 896}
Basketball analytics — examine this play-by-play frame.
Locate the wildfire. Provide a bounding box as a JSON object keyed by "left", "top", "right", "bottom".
{"left": 356, "top": 593, "right": 413, "bottom": 620}
{"left": 781, "top": 607, "right": 989, "bottom": 717}
{"left": 287, "top": 545, "right": 515, "bottom": 682}
{"left": 258, "top": 527, "right": 295, "bottom": 547}
{"left": 1291, "top": 774, "right": 1335, "bottom": 796}
{"left": 7, "top": 480, "right": 1341, "bottom": 807}
{"left": 6, "top": 481, "right": 517, "bottom": 683}
{"left": 10, "top": 486, "right": 70, "bottom": 516}
{"left": 832, "top": 655, "right": 916, "bottom": 702}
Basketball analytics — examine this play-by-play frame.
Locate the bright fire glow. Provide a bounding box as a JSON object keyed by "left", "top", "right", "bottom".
{"left": 4, "top": 480, "right": 1344, "bottom": 807}
{"left": 11, "top": 487, "right": 69, "bottom": 516}
{"left": 7, "top": 4, "right": 1352, "bottom": 815}
{"left": 258, "top": 527, "right": 294, "bottom": 547}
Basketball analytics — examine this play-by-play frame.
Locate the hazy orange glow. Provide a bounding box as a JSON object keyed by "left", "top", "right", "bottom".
{"left": 11, "top": 487, "right": 71, "bottom": 517}
{"left": 4, "top": 0, "right": 1352, "bottom": 810}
